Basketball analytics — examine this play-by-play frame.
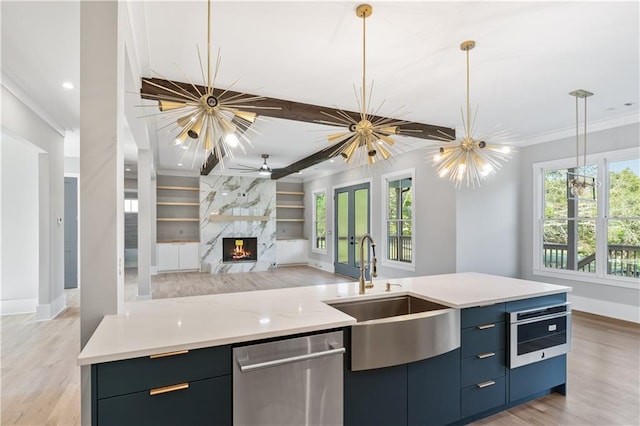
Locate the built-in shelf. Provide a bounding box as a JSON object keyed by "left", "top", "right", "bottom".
{"left": 157, "top": 185, "right": 199, "bottom": 191}
{"left": 157, "top": 218, "right": 200, "bottom": 222}
{"left": 276, "top": 191, "right": 304, "bottom": 196}
{"left": 157, "top": 201, "right": 200, "bottom": 206}
{"left": 276, "top": 204, "right": 304, "bottom": 209}
{"left": 157, "top": 239, "right": 200, "bottom": 243}
{"left": 276, "top": 183, "right": 305, "bottom": 239}
{"left": 209, "top": 214, "right": 270, "bottom": 222}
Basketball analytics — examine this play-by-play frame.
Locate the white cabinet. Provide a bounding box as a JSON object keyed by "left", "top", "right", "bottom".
{"left": 157, "top": 242, "right": 200, "bottom": 272}
{"left": 276, "top": 239, "right": 309, "bottom": 265}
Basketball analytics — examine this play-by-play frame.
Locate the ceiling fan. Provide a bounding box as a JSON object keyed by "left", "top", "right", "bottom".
{"left": 230, "top": 154, "right": 273, "bottom": 176}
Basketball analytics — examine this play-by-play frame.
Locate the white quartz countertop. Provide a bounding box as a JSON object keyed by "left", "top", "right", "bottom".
{"left": 77, "top": 272, "right": 571, "bottom": 365}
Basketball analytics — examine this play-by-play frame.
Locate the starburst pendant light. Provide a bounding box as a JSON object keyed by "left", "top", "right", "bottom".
{"left": 429, "top": 40, "right": 512, "bottom": 188}
{"left": 141, "top": 0, "right": 276, "bottom": 170}
{"left": 568, "top": 89, "right": 600, "bottom": 198}
{"left": 316, "top": 4, "right": 415, "bottom": 166}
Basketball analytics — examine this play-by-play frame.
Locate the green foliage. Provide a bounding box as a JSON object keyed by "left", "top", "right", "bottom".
{"left": 543, "top": 164, "right": 640, "bottom": 267}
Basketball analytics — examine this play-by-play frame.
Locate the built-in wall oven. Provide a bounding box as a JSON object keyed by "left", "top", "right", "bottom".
{"left": 509, "top": 302, "right": 571, "bottom": 368}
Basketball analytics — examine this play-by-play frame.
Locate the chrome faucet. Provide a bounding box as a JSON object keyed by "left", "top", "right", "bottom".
{"left": 358, "top": 233, "right": 377, "bottom": 294}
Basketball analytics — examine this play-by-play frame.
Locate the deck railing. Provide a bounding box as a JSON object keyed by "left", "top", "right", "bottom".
{"left": 388, "top": 236, "right": 412, "bottom": 263}
{"left": 543, "top": 243, "right": 639, "bottom": 277}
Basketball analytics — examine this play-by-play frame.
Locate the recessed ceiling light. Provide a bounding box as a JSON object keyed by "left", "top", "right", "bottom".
{"left": 125, "top": 168, "right": 131, "bottom": 172}
{"left": 177, "top": 163, "right": 183, "bottom": 167}
{"left": 62, "top": 82, "right": 74, "bottom": 90}
{"left": 181, "top": 146, "right": 188, "bottom": 150}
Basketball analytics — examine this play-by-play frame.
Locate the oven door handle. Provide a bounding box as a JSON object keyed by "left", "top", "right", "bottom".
{"left": 511, "top": 310, "right": 571, "bottom": 325}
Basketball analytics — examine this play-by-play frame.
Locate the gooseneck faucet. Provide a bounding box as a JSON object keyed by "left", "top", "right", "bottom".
{"left": 358, "top": 233, "right": 377, "bottom": 294}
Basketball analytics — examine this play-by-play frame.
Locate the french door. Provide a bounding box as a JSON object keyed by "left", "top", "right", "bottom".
{"left": 334, "top": 182, "right": 370, "bottom": 278}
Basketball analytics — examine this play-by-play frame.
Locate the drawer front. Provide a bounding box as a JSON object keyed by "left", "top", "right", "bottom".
{"left": 461, "top": 375, "right": 506, "bottom": 418}
{"left": 97, "top": 375, "right": 231, "bottom": 426}
{"left": 461, "top": 303, "right": 506, "bottom": 328}
{"left": 461, "top": 322, "right": 505, "bottom": 358}
{"left": 461, "top": 350, "right": 506, "bottom": 388}
{"left": 97, "top": 345, "right": 230, "bottom": 399}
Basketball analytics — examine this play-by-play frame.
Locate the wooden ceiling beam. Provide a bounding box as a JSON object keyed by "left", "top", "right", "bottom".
{"left": 141, "top": 77, "right": 456, "bottom": 177}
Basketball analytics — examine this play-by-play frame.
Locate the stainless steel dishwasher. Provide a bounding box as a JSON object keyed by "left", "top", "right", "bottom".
{"left": 233, "top": 330, "right": 344, "bottom": 426}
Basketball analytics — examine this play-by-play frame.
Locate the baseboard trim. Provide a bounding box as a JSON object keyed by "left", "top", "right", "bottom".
{"left": 35, "top": 292, "right": 67, "bottom": 321}
{"left": 0, "top": 297, "right": 37, "bottom": 315}
{"left": 307, "top": 260, "right": 335, "bottom": 274}
{"left": 569, "top": 294, "right": 639, "bottom": 324}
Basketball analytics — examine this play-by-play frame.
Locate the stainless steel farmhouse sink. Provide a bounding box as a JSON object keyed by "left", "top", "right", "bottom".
{"left": 327, "top": 295, "right": 460, "bottom": 371}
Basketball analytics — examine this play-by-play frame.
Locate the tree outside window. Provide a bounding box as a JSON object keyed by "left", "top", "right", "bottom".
{"left": 540, "top": 153, "right": 639, "bottom": 280}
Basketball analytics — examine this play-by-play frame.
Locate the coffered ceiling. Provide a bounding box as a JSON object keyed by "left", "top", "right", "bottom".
{"left": 2, "top": 1, "right": 638, "bottom": 180}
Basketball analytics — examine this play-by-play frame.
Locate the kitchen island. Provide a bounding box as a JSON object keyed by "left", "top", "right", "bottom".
{"left": 79, "top": 272, "right": 571, "bottom": 425}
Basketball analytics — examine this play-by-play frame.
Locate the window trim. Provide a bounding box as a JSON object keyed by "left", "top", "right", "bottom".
{"left": 311, "top": 188, "right": 327, "bottom": 254}
{"left": 380, "top": 168, "right": 415, "bottom": 272}
{"left": 532, "top": 146, "right": 640, "bottom": 288}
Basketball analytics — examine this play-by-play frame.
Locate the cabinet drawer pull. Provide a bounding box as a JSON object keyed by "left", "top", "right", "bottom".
{"left": 149, "top": 349, "right": 189, "bottom": 359}
{"left": 476, "top": 380, "right": 496, "bottom": 389}
{"left": 477, "top": 323, "right": 495, "bottom": 330}
{"left": 149, "top": 382, "right": 189, "bottom": 396}
{"left": 477, "top": 352, "right": 495, "bottom": 359}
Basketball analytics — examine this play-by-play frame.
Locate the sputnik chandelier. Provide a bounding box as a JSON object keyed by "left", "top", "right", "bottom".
{"left": 316, "top": 4, "right": 416, "bottom": 166}
{"left": 141, "top": 0, "right": 276, "bottom": 169}
{"left": 568, "top": 89, "right": 600, "bottom": 198}
{"left": 429, "top": 40, "right": 512, "bottom": 188}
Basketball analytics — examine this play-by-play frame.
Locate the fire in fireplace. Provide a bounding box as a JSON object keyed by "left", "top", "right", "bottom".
{"left": 223, "top": 238, "right": 258, "bottom": 262}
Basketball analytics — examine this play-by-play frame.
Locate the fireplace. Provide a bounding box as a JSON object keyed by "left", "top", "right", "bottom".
{"left": 223, "top": 238, "right": 258, "bottom": 263}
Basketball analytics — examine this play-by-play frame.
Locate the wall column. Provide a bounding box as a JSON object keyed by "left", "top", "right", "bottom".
{"left": 137, "top": 149, "right": 151, "bottom": 298}
{"left": 80, "top": 1, "right": 124, "bottom": 424}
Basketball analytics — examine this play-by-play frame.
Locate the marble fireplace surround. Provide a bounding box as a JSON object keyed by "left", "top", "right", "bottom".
{"left": 200, "top": 175, "right": 276, "bottom": 274}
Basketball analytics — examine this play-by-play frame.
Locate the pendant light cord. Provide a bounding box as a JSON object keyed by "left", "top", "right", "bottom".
{"left": 361, "top": 9, "right": 367, "bottom": 121}
{"left": 466, "top": 47, "right": 471, "bottom": 137}
{"left": 575, "top": 95, "right": 579, "bottom": 171}
{"left": 207, "top": 0, "right": 211, "bottom": 94}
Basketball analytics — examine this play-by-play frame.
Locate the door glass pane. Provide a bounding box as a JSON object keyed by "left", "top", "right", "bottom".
{"left": 336, "top": 192, "right": 349, "bottom": 265}
{"left": 354, "top": 188, "right": 369, "bottom": 268}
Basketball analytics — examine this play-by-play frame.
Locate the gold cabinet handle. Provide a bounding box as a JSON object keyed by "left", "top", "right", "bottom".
{"left": 477, "top": 323, "right": 495, "bottom": 330}
{"left": 149, "top": 382, "right": 189, "bottom": 396}
{"left": 477, "top": 352, "right": 496, "bottom": 359}
{"left": 149, "top": 349, "right": 189, "bottom": 359}
{"left": 476, "top": 380, "right": 496, "bottom": 389}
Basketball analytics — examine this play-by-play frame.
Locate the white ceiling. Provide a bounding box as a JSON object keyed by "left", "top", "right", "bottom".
{"left": 2, "top": 1, "right": 639, "bottom": 180}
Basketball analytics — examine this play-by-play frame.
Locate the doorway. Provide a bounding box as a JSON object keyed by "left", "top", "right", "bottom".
{"left": 334, "top": 182, "right": 370, "bottom": 278}
{"left": 64, "top": 177, "right": 78, "bottom": 289}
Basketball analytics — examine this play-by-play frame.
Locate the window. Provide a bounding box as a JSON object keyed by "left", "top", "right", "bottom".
{"left": 382, "top": 170, "right": 414, "bottom": 270}
{"left": 312, "top": 190, "right": 327, "bottom": 253}
{"left": 124, "top": 198, "right": 138, "bottom": 213}
{"left": 534, "top": 148, "right": 639, "bottom": 285}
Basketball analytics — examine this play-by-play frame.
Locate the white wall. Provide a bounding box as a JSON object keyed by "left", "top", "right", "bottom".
{"left": 456, "top": 152, "right": 520, "bottom": 277}
{"left": 519, "top": 123, "right": 640, "bottom": 322}
{"left": 1, "top": 86, "right": 66, "bottom": 319}
{"left": 0, "top": 136, "right": 41, "bottom": 313}
{"left": 303, "top": 149, "right": 457, "bottom": 278}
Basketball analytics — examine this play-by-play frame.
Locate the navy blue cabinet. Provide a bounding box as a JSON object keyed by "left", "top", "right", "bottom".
{"left": 408, "top": 349, "right": 460, "bottom": 426}
{"left": 459, "top": 303, "right": 507, "bottom": 419}
{"left": 92, "top": 345, "right": 231, "bottom": 426}
{"left": 344, "top": 363, "right": 408, "bottom": 426}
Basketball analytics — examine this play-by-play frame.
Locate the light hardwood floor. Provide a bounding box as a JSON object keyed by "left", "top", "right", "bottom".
{"left": 1, "top": 267, "right": 638, "bottom": 425}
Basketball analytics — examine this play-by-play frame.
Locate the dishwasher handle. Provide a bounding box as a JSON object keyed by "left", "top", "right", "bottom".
{"left": 238, "top": 347, "right": 345, "bottom": 373}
